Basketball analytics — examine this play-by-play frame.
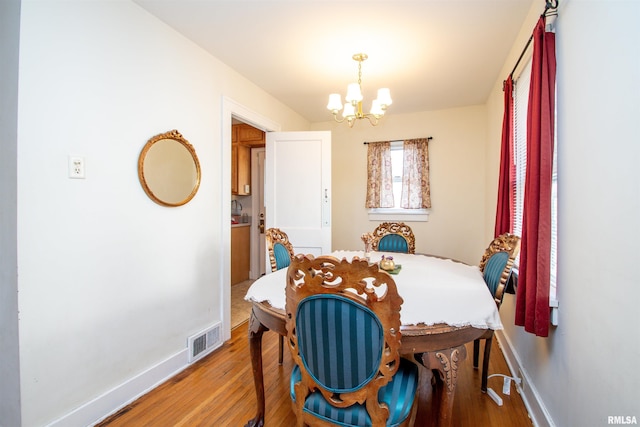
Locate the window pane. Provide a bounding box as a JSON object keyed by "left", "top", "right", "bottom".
{"left": 391, "top": 146, "right": 403, "bottom": 208}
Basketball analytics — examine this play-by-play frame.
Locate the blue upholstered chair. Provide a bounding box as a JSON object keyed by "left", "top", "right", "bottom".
{"left": 265, "top": 227, "right": 295, "bottom": 365}
{"left": 285, "top": 254, "right": 419, "bottom": 427}
{"left": 371, "top": 222, "right": 416, "bottom": 254}
{"left": 266, "top": 227, "right": 294, "bottom": 272}
{"left": 474, "top": 233, "right": 521, "bottom": 392}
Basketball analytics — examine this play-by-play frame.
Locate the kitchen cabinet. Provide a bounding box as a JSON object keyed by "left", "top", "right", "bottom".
{"left": 231, "top": 144, "right": 250, "bottom": 195}
{"left": 231, "top": 224, "right": 250, "bottom": 284}
{"left": 237, "top": 123, "right": 265, "bottom": 146}
{"left": 231, "top": 124, "right": 263, "bottom": 195}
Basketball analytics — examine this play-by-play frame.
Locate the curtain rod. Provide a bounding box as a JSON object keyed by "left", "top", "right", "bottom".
{"left": 507, "top": 0, "right": 559, "bottom": 81}
{"left": 363, "top": 137, "right": 432, "bottom": 145}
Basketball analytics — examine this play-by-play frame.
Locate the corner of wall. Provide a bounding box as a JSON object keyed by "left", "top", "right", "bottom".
{"left": 495, "top": 330, "right": 556, "bottom": 427}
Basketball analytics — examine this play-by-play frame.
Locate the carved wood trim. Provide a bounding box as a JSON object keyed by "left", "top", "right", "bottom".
{"left": 264, "top": 227, "right": 294, "bottom": 273}
{"left": 478, "top": 233, "right": 521, "bottom": 307}
{"left": 371, "top": 222, "right": 416, "bottom": 254}
{"left": 285, "top": 254, "right": 404, "bottom": 426}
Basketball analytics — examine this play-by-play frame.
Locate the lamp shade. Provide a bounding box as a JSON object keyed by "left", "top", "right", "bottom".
{"left": 342, "top": 103, "right": 356, "bottom": 118}
{"left": 327, "top": 94, "right": 343, "bottom": 112}
{"left": 377, "top": 88, "right": 392, "bottom": 107}
{"left": 345, "top": 83, "right": 363, "bottom": 104}
{"left": 370, "top": 99, "right": 384, "bottom": 116}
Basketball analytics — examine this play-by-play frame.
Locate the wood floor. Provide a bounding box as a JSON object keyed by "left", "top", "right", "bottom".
{"left": 231, "top": 280, "right": 254, "bottom": 329}
{"left": 97, "top": 319, "right": 532, "bottom": 427}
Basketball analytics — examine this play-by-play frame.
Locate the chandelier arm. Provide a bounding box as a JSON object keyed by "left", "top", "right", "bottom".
{"left": 331, "top": 114, "right": 347, "bottom": 124}
{"left": 364, "top": 114, "right": 380, "bottom": 126}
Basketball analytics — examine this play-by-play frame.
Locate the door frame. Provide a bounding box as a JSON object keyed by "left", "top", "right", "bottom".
{"left": 250, "top": 147, "right": 266, "bottom": 279}
{"left": 221, "top": 97, "right": 280, "bottom": 341}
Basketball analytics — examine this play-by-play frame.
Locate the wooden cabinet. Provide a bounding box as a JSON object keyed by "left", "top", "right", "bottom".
{"left": 231, "top": 124, "right": 265, "bottom": 195}
{"left": 237, "top": 124, "right": 265, "bottom": 146}
{"left": 231, "top": 144, "right": 238, "bottom": 194}
{"left": 236, "top": 144, "right": 251, "bottom": 195}
{"left": 231, "top": 225, "right": 250, "bottom": 284}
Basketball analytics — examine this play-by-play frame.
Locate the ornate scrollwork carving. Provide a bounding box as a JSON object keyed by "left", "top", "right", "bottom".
{"left": 285, "top": 254, "right": 404, "bottom": 421}
{"left": 436, "top": 348, "right": 461, "bottom": 393}
{"left": 478, "top": 233, "right": 521, "bottom": 306}
{"left": 371, "top": 222, "right": 416, "bottom": 254}
{"left": 265, "top": 228, "right": 295, "bottom": 273}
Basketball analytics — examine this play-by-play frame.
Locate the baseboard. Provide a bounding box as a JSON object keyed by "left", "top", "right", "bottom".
{"left": 495, "top": 330, "right": 556, "bottom": 427}
{"left": 46, "top": 349, "right": 189, "bottom": 427}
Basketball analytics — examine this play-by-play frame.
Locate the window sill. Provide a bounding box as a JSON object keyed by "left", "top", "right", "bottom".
{"left": 367, "top": 208, "right": 430, "bottom": 222}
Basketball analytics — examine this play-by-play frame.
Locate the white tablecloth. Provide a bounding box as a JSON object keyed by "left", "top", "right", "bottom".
{"left": 245, "top": 251, "right": 503, "bottom": 330}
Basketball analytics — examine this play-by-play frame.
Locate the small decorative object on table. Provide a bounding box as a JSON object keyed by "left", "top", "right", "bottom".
{"left": 361, "top": 232, "right": 374, "bottom": 262}
{"left": 379, "top": 255, "right": 395, "bottom": 271}
{"left": 379, "top": 255, "right": 402, "bottom": 274}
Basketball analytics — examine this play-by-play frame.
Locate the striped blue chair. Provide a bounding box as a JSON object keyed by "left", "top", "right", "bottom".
{"left": 285, "top": 254, "right": 419, "bottom": 427}
{"left": 371, "top": 222, "right": 416, "bottom": 254}
{"left": 265, "top": 227, "right": 295, "bottom": 365}
{"left": 474, "top": 233, "right": 521, "bottom": 392}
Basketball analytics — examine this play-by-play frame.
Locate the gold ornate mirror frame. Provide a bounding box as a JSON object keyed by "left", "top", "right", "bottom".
{"left": 138, "top": 130, "right": 201, "bottom": 207}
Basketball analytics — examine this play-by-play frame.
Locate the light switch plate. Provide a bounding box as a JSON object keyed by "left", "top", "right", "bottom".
{"left": 68, "top": 156, "right": 85, "bottom": 179}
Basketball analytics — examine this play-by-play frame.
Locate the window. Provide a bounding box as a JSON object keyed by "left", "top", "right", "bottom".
{"left": 513, "top": 58, "right": 558, "bottom": 305}
{"left": 367, "top": 140, "right": 430, "bottom": 221}
{"left": 390, "top": 143, "right": 403, "bottom": 208}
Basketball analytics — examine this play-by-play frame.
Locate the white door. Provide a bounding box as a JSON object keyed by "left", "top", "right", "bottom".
{"left": 265, "top": 131, "right": 331, "bottom": 257}
{"left": 256, "top": 149, "right": 266, "bottom": 277}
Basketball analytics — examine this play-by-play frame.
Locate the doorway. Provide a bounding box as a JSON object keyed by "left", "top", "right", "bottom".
{"left": 230, "top": 119, "right": 266, "bottom": 328}
{"left": 221, "top": 96, "right": 281, "bottom": 342}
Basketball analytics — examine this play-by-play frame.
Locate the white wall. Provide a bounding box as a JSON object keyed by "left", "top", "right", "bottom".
{"left": 485, "top": 1, "right": 640, "bottom": 425}
{"left": 314, "top": 106, "right": 488, "bottom": 265}
{"left": 10, "top": 0, "right": 640, "bottom": 425}
{"left": 14, "top": 1, "right": 308, "bottom": 425}
{"left": 0, "top": 0, "right": 22, "bottom": 425}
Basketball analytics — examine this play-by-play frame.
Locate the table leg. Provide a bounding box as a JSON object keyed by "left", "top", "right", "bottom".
{"left": 244, "top": 308, "right": 268, "bottom": 427}
{"left": 418, "top": 345, "right": 467, "bottom": 427}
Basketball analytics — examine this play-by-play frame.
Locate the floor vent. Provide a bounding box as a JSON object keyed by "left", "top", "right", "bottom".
{"left": 187, "top": 323, "right": 222, "bottom": 363}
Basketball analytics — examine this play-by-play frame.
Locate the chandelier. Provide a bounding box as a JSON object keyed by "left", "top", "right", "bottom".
{"left": 326, "top": 53, "right": 392, "bottom": 127}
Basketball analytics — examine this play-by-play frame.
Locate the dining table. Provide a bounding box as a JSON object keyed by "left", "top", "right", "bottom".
{"left": 243, "top": 250, "right": 502, "bottom": 427}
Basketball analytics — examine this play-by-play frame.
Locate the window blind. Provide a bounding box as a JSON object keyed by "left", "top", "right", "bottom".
{"left": 513, "top": 57, "right": 558, "bottom": 303}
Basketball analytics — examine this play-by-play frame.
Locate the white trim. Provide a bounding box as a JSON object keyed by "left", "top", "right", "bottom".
{"left": 221, "top": 96, "right": 281, "bottom": 344}
{"left": 496, "top": 330, "right": 556, "bottom": 427}
{"left": 368, "top": 208, "right": 429, "bottom": 222}
{"left": 47, "top": 350, "right": 188, "bottom": 427}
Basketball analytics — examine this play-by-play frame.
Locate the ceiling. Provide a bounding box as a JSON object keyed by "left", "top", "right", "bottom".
{"left": 133, "top": 0, "right": 535, "bottom": 123}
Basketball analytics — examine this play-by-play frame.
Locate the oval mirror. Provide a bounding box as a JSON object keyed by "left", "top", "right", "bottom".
{"left": 138, "top": 130, "right": 201, "bottom": 207}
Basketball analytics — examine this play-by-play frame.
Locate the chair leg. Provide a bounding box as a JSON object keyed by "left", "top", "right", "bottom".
{"left": 473, "top": 338, "right": 480, "bottom": 369}
{"left": 278, "top": 335, "right": 284, "bottom": 365}
{"left": 481, "top": 336, "right": 493, "bottom": 393}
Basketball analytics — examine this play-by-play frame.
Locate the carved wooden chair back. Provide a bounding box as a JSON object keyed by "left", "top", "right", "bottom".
{"left": 265, "top": 227, "right": 295, "bottom": 365}
{"left": 478, "top": 233, "right": 521, "bottom": 307}
{"left": 371, "top": 222, "right": 416, "bottom": 254}
{"left": 285, "top": 254, "right": 418, "bottom": 427}
{"left": 474, "top": 233, "right": 521, "bottom": 392}
{"left": 265, "top": 227, "right": 295, "bottom": 272}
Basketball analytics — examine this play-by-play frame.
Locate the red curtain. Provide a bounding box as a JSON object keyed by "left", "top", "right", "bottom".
{"left": 515, "top": 16, "right": 556, "bottom": 337}
{"left": 494, "top": 76, "right": 514, "bottom": 237}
